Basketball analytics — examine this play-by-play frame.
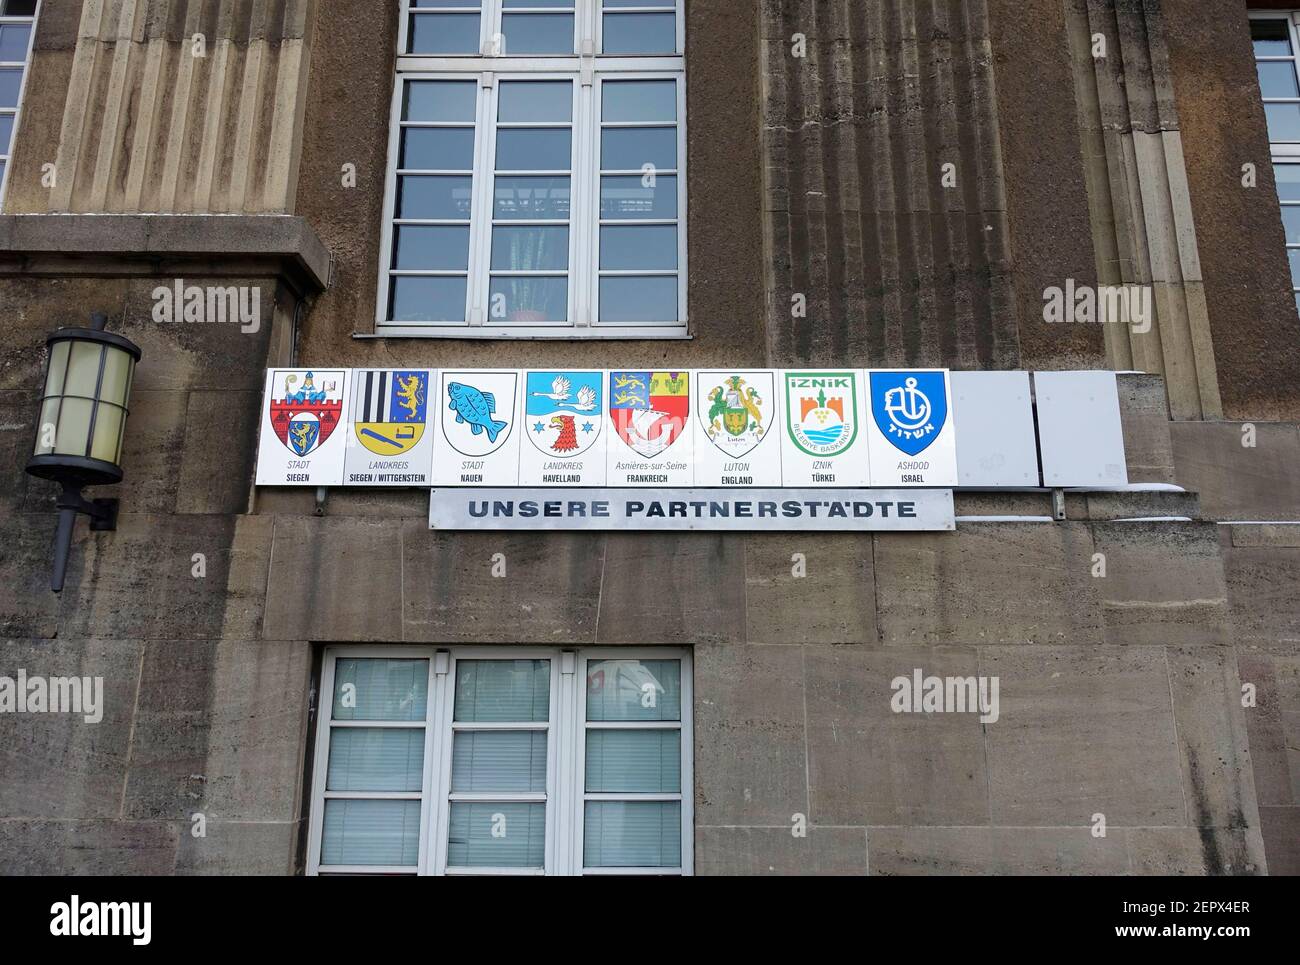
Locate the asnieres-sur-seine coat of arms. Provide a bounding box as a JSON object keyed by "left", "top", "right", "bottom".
{"left": 784, "top": 372, "right": 858, "bottom": 457}
{"left": 526, "top": 371, "right": 602, "bottom": 458}
{"left": 701, "top": 373, "right": 772, "bottom": 457}
{"left": 269, "top": 370, "right": 344, "bottom": 456}
{"left": 354, "top": 370, "right": 427, "bottom": 455}
{"left": 869, "top": 371, "right": 948, "bottom": 456}
{"left": 610, "top": 371, "right": 689, "bottom": 458}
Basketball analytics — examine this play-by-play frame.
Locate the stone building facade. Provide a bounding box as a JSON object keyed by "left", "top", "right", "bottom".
{"left": 0, "top": 0, "right": 1297, "bottom": 874}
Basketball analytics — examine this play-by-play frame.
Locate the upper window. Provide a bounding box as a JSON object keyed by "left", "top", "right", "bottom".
{"left": 1252, "top": 11, "right": 1300, "bottom": 313}
{"left": 0, "top": 0, "right": 38, "bottom": 204}
{"left": 377, "top": 1, "right": 686, "bottom": 338}
{"left": 307, "top": 647, "right": 693, "bottom": 875}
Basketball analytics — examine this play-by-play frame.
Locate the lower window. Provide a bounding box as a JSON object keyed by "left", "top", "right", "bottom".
{"left": 307, "top": 646, "right": 692, "bottom": 875}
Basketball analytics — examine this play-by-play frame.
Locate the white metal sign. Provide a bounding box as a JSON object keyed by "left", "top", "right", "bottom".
{"left": 430, "top": 370, "right": 523, "bottom": 486}
{"left": 693, "top": 370, "right": 782, "bottom": 487}
{"left": 256, "top": 368, "right": 351, "bottom": 486}
{"left": 343, "top": 369, "right": 435, "bottom": 486}
{"left": 865, "top": 368, "right": 959, "bottom": 487}
{"left": 778, "top": 370, "right": 871, "bottom": 486}
{"left": 429, "top": 488, "right": 956, "bottom": 532}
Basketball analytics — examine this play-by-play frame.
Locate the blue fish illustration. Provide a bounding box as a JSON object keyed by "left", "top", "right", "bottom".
{"left": 447, "top": 381, "right": 508, "bottom": 444}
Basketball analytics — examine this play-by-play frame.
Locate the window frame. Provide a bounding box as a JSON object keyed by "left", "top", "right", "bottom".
{"left": 0, "top": 0, "right": 40, "bottom": 206}
{"left": 307, "top": 645, "right": 694, "bottom": 876}
{"left": 376, "top": 0, "right": 687, "bottom": 339}
{"left": 1250, "top": 10, "right": 1300, "bottom": 310}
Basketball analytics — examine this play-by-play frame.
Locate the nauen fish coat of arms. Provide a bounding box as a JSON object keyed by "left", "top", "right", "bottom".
{"left": 268, "top": 370, "right": 344, "bottom": 456}
{"left": 353, "top": 370, "right": 428, "bottom": 455}
{"left": 609, "top": 371, "right": 689, "bottom": 458}
{"left": 700, "top": 373, "right": 773, "bottom": 458}
{"left": 526, "top": 371, "right": 603, "bottom": 458}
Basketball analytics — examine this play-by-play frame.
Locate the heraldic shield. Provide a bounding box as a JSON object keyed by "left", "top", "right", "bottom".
{"left": 269, "top": 370, "right": 344, "bottom": 456}
{"left": 610, "top": 371, "right": 689, "bottom": 459}
{"left": 869, "top": 370, "right": 948, "bottom": 456}
{"left": 700, "top": 372, "right": 773, "bottom": 458}
{"left": 354, "top": 370, "right": 428, "bottom": 455}
{"left": 526, "top": 371, "right": 603, "bottom": 458}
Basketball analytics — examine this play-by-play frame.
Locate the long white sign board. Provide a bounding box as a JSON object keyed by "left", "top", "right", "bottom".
{"left": 429, "top": 489, "right": 956, "bottom": 532}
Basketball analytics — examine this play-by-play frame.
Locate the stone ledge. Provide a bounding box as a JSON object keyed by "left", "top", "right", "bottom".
{"left": 0, "top": 214, "right": 331, "bottom": 297}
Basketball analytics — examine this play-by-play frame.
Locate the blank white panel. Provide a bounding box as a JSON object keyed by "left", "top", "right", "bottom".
{"left": 1034, "top": 371, "right": 1129, "bottom": 487}
{"left": 951, "top": 371, "right": 1039, "bottom": 487}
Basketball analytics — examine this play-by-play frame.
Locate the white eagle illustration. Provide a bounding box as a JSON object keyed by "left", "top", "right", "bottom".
{"left": 532, "top": 375, "right": 597, "bottom": 411}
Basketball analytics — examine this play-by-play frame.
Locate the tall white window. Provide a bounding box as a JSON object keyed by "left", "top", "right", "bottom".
{"left": 0, "top": 0, "right": 38, "bottom": 203}
{"left": 307, "top": 647, "right": 693, "bottom": 875}
{"left": 377, "top": 0, "right": 687, "bottom": 338}
{"left": 1252, "top": 11, "right": 1300, "bottom": 313}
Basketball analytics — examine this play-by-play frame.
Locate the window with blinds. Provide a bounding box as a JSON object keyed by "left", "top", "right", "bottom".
{"left": 307, "top": 647, "right": 692, "bottom": 875}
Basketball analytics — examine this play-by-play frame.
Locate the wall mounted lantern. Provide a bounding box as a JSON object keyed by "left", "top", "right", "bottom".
{"left": 25, "top": 312, "right": 142, "bottom": 592}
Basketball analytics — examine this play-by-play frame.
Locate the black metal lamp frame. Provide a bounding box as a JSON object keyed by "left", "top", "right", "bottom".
{"left": 25, "top": 313, "right": 141, "bottom": 593}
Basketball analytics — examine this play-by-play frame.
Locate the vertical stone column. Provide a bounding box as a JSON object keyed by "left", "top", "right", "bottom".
{"left": 1066, "top": 0, "right": 1222, "bottom": 420}
{"left": 760, "top": 0, "right": 1020, "bottom": 369}
{"left": 41, "top": 0, "right": 315, "bottom": 215}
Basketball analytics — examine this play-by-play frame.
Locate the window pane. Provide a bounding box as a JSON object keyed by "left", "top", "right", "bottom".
{"left": 600, "top": 224, "right": 677, "bottom": 270}
{"left": 599, "top": 276, "right": 677, "bottom": 322}
{"left": 332, "top": 658, "right": 429, "bottom": 721}
{"left": 586, "top": 730, "right": 680, "bottom": 792}
{"left": 603, "top": 12, "right": 675, "bottom": 54}
{"left": 587, "top": 659, "right": 681, "bottom": 721}
{"left": 491, "top": 225, "right": 569, "bottom": 271}
{"left": 1253, "top": 19, "right": 1292, "bottom": 58}
{"left": 400, "top": 127, "right": 475, "bottom": 171}
{"left": 394, "top": 225, "right": 470, "bottom": 270}
{"left": 604, "top": 0, "right": 674, "bottom": 6}
{"left": 389, "top": 275, "right": 467, "bottom": 322}
{"left": 0, "top": 24, "right": 31, "bottom": 61}
{"left": 454, "top": 659, "right": 550, "bottom": 722}
{"left": 1266, "top": 102, "right": 1300, "bottom": 142}
{"left": 396, "top": 175, "right": 474, "bottom": 219}
{"left": 493, "top": 176, "right": 571, "bottom": 219}
{"left": 1276, "top": 163, "right": 1300, "bottom": 201}
{"left": 603, "top": 80, "right": 677, "bottom": 122}
{"left": 489, "top": 276, "right": 569, "bottom": 322}
{"left": 321, "top": 799, "right": 421, "bottom": 867}
{"left": 499, "top": 80, "right": 573, "bottom": 123}
{"left": 496, "top": 128, "right": 571, "bottom": 171}
{"left": 600, "top": 175, "right": 677, "bottom": 219}
{"left": 404, "top": 80, "right": 477, "bottom": 122}
{"left": 501, "top": 13, "right": 574, "bottom": 54}
{"left": 451, "top": 731, "right": 547, "bottom": 791}
{"left": 0, "top": 113, "right": 14, "bottom": 152}
{"left": 505, "top": 0, "right": 575, "bottom": 6}
{"left": 584, "top": 801, "right": 681, "bottom": 868}
{"left": 0, "top": 69, "right": 20, "bottom": 109}
{"left": 327, "top": 728, "right": 425, "bottom": 792}
{"left": 0, "top": 0, "right": 38, "bottom": 17}
{"left": 1288, "top": 248, "right": 1300, "bottom": 288}
{"left": 601, "top": 127, "right": 676, "bottom": 170}
{"left": 408, "top": 12, "right": 481, "bottom": 54}
{"left": 1282, "top": 206, "right": 1300, "bottom": 245}
{"left": 1258, "top": 61, "right": 1300, "bottom": 99}
{"left": 89, "top": 404, "right": 124, "bottom": 463}
{"left": 447, "top": 802, "right": 546, "bottom": 868}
